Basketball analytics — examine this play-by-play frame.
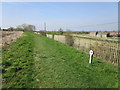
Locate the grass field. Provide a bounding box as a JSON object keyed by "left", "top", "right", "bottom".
{"left": 2, "top": 32, "right": 118, "bottom": 88}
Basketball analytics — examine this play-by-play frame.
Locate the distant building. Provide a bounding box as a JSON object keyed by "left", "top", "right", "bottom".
{"left": 89, "top": 32, "right": 98, "bottom": 36}
{"left": 2, "top": 29, "right": 8, "bottom": 31}
{"left": 89, "top": 31, "right": 110, "bottom": 38}
{"left": 96, "top": 32, "right": 110, "bottom": 38}
{"left": 109, "top": 32, "right": 120, "bottom": 36}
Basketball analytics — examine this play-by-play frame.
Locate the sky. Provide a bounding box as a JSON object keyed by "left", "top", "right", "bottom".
{"left": 1, "top": 0, "right": 119, "bottom": 2}
{"left": 1, "top": 2, "right": 118, "bottom": 31}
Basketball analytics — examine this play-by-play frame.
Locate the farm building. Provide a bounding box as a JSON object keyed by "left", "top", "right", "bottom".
{"left": 89, "top": 31, "right": 110, "bottom": 38}
{"left": 89, "top": 32, "right": 98, "bottom": 36}
{"left": 109, "top": 32, "right": 120, "bottom": 36}
{"left": 96, "top": 32, "right": 110, "bottom": 38}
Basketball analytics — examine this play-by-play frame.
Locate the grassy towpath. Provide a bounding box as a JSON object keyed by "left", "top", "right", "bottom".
{"left": 2, "top": 32, "right": 118, "bottom": 88}
{"left": 33, "top": 33, "right": 118, "bottom": 88}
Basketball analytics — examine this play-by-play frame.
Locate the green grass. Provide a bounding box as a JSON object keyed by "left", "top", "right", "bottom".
{"left": 2, "top": 32, "right": 118, "bottom": 88}
{"left": 33, "top": 33, "right": 118, "bottom": 88}
{"left": 2, "top": 32, "right": 35, "bottom": 88}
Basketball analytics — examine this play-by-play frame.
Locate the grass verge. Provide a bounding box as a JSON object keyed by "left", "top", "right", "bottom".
{"left": 2, "top": 32, "right": 35, "bottom": 88}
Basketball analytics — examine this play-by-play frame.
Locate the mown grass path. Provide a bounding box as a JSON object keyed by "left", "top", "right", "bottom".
{"left": 33, "top": 33, "right": 118, "bottom": 88}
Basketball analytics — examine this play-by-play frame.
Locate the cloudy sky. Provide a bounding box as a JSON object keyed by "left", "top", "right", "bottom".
{"left": 1, "top": 1, "right": 118, "bottom": 31}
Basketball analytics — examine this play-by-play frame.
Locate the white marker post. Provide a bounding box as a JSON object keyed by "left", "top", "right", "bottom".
{"left": 89, "top": 50, "right": 94, "bottom": 64}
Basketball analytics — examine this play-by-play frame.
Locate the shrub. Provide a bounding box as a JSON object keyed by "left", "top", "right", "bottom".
{"left": 65, "top": 31, "right": 74, "bottom": 46}
{"left": 38, "top": 31, "right": 46, "bottom": 36}
{"left": 58, "top": 28, "right": 64, "bottom": 35}
{"left": 52, "top": 33, "right": 54, "bottom": 39}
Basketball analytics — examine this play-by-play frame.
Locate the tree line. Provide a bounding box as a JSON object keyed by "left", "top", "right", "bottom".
{"left": 1, "top": 24, "right": 35, "bottom": 31}
{"left": 46, "top": 28, "right": 89, "bottom": 35}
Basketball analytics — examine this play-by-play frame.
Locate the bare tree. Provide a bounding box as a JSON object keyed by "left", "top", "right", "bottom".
{"left": 16, "top": 27, "right": 24, "bottom": 31}
{"left": 8, "top": 27, "right": 14, "bottom": 31}
{"left": 16, "top": 24, "right": 36, "bottom": 31}
{"left": 28, "top": 25, "right": 35, "bottom": 31}
{"left": 58, "top": 28, "right": 64, "bottom": 35}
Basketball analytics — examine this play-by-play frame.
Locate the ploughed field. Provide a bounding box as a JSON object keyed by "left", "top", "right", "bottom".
{"left": 2, "top": 32, "right": 118, "bottom": 88}
{"left": 0, "top": 31, "right": 23, "bottom": 48}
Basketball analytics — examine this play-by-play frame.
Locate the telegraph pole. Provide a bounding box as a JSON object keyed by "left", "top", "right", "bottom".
{"left": 44, "top": 22, "right": 46, "bottom": 31}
